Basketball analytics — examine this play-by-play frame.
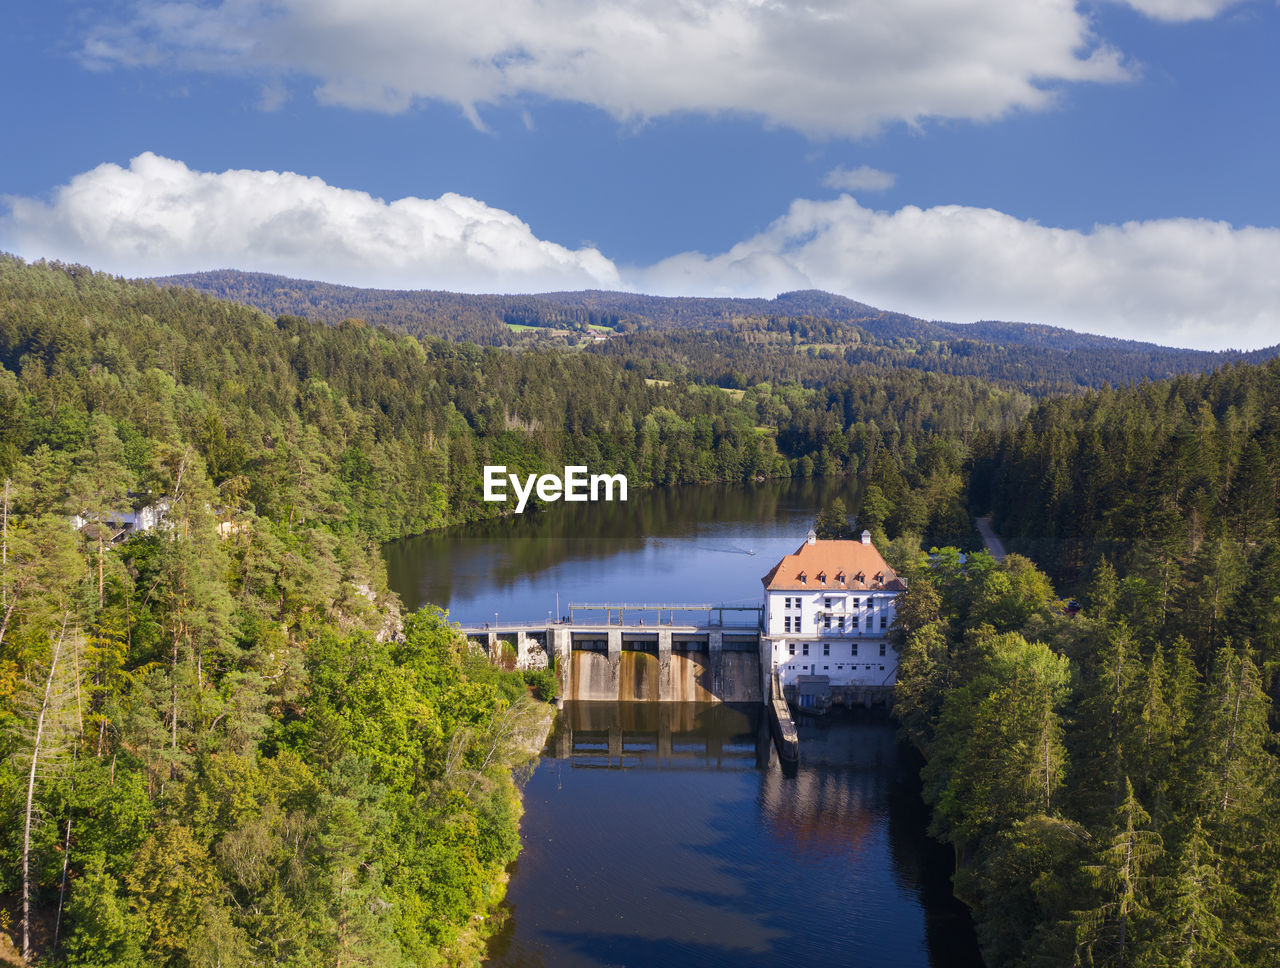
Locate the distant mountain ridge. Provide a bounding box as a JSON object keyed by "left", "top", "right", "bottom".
{"left": 152, "top": 270, "right": 1280, "bottom": 390}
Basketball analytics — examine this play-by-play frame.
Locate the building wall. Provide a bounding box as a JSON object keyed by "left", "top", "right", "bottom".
{"left": 762, "top": 588, "right": 900, "bottom": 688}
{"left": 764, "top": 588, "right": 897, "bottom": 637}
{"left": 766, "top": 636, "right": 897, "bottom": 687}
{"left": 69, "top": 500, "right": 170, "bottom": 534}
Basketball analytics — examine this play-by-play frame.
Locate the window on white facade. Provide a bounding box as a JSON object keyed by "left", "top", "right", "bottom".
{"left": 823, "top": 643, "right": 830, "bottom": 656}
{"left": 880, "top": 615, "right": 888, "bottom": 630}
{"left": 824, "top": 597, "right": 832, "bottom": 608}
{"left": 879, "top": 643, "right": 886, "bottom": 656}
{"left": 824, "top": 616, "right": 831, "bottom": 629}
{"left": 802, "top": 643, "right": 809, "bottom": 656}
{"left": 788, "top": 642, "right": 795, "bottom": 655}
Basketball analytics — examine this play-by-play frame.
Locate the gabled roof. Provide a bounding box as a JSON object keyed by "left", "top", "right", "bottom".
{"left": 761, "top": 538, "right": 906, "bottom": 592}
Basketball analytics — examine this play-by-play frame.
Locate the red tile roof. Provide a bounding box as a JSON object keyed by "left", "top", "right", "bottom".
{"left": 761, "top": 538, "right": 906, "bottom": 592}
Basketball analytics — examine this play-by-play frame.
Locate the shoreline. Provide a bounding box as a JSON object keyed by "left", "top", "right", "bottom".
{"left": 444, "top": 702, "right": 556, "bottom": 968}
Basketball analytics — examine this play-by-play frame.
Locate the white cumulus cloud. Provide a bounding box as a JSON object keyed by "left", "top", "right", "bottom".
{"left": 82, "top": 0, "right": 1130, "bottom": 136}
{"left": 0, "top": 153, "right": 622, "bottom": 292}
{"left": 5, "top": 156, "right": 1278, "bottom": 351}
{"left": 822, "top": 165, "right": 897, "bottom": 193}
{"left": 637, "top": 196, "right": 1280, "bottom": 351}
{"left": 1115, "top": 0, "right": 1247, "bottom": 22}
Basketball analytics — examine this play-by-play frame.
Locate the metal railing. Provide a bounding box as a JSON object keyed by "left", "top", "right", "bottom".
{"left": 567, "top": 602, "right": 764, "bottom": 628}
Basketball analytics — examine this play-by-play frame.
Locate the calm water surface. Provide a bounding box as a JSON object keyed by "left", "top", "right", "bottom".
{"left": 383, "top": 480, "right": 983, "bottom": 968}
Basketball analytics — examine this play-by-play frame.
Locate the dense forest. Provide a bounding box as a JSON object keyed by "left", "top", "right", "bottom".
{"left": 591, "top": 320, "right": 1253, "bottom": 394}
{"left": 5, "top": 257, "right": 1022, "bottom": 539}
{"left": 157, "top": 271, "right": 1278, "bottom": 392}
{"left": 892, "top": 545, "right": 1280, "bottom": 967}
{"left": 0, "top": 256, "right": 600, "bottom": 965}
{"left": 971, "top": 357, "right": 1280, "bottom": 712}
{"left": 0, "top": 254, "right": 1017, "bottom": 964}
{"left": 4, "top": 251, "right": 1279, "bottom": 967}
{"left": 888, "top": 357, "right": 1280, "bottom": 966}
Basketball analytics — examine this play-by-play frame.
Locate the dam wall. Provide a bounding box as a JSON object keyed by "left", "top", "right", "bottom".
{"left": 463, "top": 621, "right": 766, "bottom": 704}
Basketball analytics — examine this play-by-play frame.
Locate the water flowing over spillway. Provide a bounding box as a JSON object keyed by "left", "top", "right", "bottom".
{"left": 384, "top": 480, "right": 983, "bottom": 967}
{"left": 568, "top": 650, "right": 762, "bottom": 702}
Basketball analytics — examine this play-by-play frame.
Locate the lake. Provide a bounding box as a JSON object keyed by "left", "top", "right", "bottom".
{"left": 384, "top": 479, "right": 984, "bottom": 968}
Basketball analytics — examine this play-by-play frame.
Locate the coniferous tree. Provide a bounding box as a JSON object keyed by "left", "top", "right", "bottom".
{"left": 813, "top": 497, "right": 854, "bottom": 539}
{"left": 1158, "top": 817, "right": 1239, "bottom": 968}
{"left": 1072, "top": 779, "right": 1164, "bottom": 968}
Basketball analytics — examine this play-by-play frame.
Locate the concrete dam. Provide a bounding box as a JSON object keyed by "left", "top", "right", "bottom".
{"left": 459, "top": 604, "right": 768, "bottom": 704}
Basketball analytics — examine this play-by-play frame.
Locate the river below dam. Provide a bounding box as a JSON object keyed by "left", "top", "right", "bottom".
{"left": 384, "top": 479, "right": 984, "bottom": 967}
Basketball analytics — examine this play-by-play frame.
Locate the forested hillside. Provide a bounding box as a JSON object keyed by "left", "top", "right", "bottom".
{"left": 593, "top": 320, "right": 1262, "bottom": 393}
{"left": 0, "top": 254, "right": 1025, "bottom": 964}
{"left": 0, "top": 258, "right": 786, "bottom": 539}
{"left": 7, "top": 251, "right": 1279, "bottom": 968}
{"left": 973, "top": 357, "right": 1280, "bottom": 671}
{"left": 156, "top": 270, "right": 1278, "bottom": 392}
{"left": 0, "top": 257, "right": 572, "bottom": 965}
{"left": 888, "top": 356, "right": 1280, "bottom": 966}
{"left": 893, "top": 546, "right": 1280, "bottom": 967}
{"left": 152, "top": 273, "right": 885, "bottom": 338}
{"left": 7, "top": 256, "right": 1026, "bottom": 540}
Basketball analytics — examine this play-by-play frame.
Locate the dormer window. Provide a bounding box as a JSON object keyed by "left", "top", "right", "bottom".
{"left": 874, "top": 571, "right": 884, "bottom": 584}
{"left": 855, "top": 571, "right": 865, "bottom": 584}
{"left": 835, "top": 570, "right": 846, "bottom": 584}
{"left": 798, "top": 571, "right": 807, "bottom": 584}
{"left": 817, "top": 571, "right": 827, "bottom": 584}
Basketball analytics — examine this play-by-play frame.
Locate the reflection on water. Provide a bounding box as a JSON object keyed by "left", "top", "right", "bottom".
{"left": 384, "top": 478, "right": 864, "bottom": 620}
{"left": 547, "top": 701, "right": 770, "bottom": 771}
{"left": 485, "top": 704, "right": 983, "bottom": 968}
{"left": 385, "top": 481, "right": 982, "bottom": 968}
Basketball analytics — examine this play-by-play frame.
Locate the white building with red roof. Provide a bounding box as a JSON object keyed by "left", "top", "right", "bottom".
{"left": 761, "top": 528, "right": 906, "bottom": 699}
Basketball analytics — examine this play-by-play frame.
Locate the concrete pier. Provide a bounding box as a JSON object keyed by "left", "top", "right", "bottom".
{"left": 658, "top": 629, "right": 673, "bottom": 698}
{"left": 768, "top": 672, "right": 799, "bottom": 761}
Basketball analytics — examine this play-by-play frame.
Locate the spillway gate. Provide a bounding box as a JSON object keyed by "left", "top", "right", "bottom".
{"left": 457, "top": 603, "right": 768, "bottom": 705}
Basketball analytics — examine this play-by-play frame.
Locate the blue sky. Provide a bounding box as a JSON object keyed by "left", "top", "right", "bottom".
{"left": 2, "top": 0, "right": 1278, "bottom": 350}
